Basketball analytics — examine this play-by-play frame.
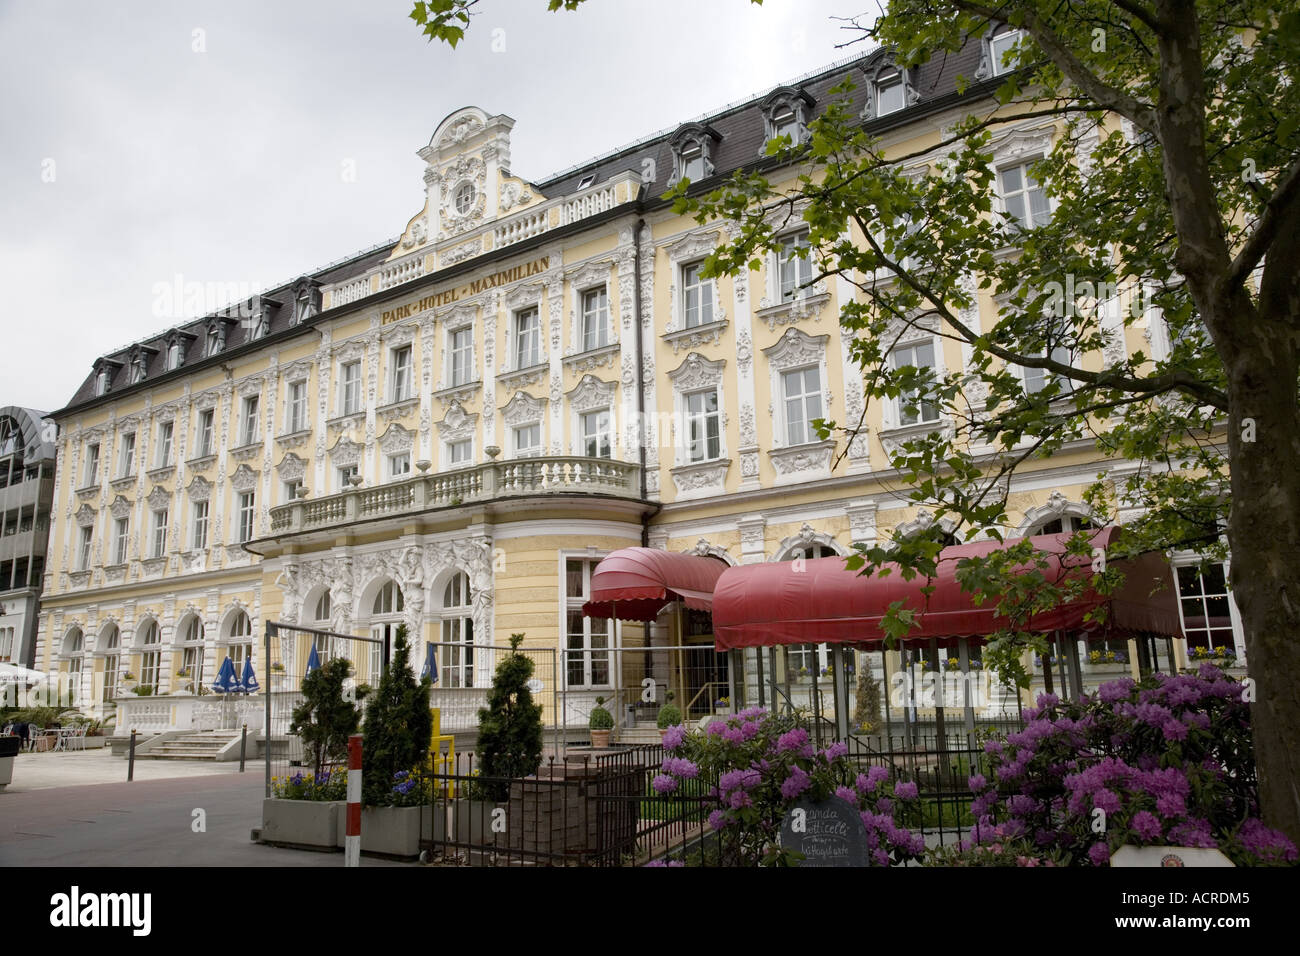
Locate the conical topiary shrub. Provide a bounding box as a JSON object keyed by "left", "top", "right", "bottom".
{"left": 360, "top": 624, "right": 432, "bottom": 806}
{"left": 475, "top": 633, "right": 544, "bottom": 801}
{"left": 854, "top": 666, "right": 882, "bottom": 733}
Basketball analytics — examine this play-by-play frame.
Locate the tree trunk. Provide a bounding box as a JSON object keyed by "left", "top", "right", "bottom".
{"left": 1221, "top": 294, "right": 1300, "bottom": 844}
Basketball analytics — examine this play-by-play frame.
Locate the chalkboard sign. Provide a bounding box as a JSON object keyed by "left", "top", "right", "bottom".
{"left": 778, "top": 796, "right": 870, "bottom": 867}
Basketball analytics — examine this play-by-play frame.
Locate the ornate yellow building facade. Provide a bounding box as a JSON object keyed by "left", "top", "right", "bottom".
{"left": 35, "top": 46, "right": 1243, "bottom": 735}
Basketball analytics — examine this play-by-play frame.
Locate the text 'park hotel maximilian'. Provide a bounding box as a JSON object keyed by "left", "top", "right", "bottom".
{"left": 35, "top": 40, "right": 1247, "bottom": 738}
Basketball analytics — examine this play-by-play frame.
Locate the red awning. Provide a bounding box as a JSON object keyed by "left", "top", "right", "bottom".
{"left": 712, "top": 527, "right": 1183, "bottom": 650}
{"left": 582, "top": 547, "right": 729, "bottom": 622}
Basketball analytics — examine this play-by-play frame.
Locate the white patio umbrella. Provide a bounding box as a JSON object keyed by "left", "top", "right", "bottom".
{"left": 0, "top": 663, "right": 52, "bottom": 684}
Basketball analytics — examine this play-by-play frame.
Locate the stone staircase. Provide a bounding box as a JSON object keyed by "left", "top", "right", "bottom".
{"left": 615, "top": 722, "right": 663, "bottom": 746}
{"left": 137, "top": 730, "right": 243, "bottom": 761}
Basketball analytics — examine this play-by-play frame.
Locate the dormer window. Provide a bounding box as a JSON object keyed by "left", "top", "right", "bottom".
{"left": 293, "top": 280, "right": 320, "bottom": 325}
{"left": 668, "top": 123, "right": 721, "bottom": 187}
{"left": 876, "top": 70, "right": 904, "bottom": 116}
{"left": 679, "top": 144, "right": 705, "bottom": 182}
{"left": 771, "top": 106, "right": 798, "bottom": 141}
{"left": 131, "top": 355, "right": 148, "bottom": 384}
{"left": 167, "top": 342, "right": 182, "bottom": 370}
{"left": 761, "top": 87, "right": 814, "bottom": 152}
{"left": 95, "top": 369, "right": 111, "bottom": 396}
{"left": 863, "top": 60, "right": 915, "bottom": 120}
{"left": 204, "top": 318, "right": 231, "bottom": 357}
{"left": 577, "top": 173, "right": 596, "bottom": 190}
{"left": 990, "top": 25, "right": 1026, "bottom": 76}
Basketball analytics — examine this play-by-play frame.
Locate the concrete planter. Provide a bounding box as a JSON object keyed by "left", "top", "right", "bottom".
{"left": 336, "top": 805, "right": 431, "bottom": 859}
{"left": 260, "top": 798, "right": 343, "bottom": 850}
{"left": 0, "top": 735, "right": 20, "bottom": 789}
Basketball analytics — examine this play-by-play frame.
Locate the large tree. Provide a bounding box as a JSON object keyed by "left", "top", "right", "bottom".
{"left": 411, "top": 0, "right": 1300, "bottom": 840}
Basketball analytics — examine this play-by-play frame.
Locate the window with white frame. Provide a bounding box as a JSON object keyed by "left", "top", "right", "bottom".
{"left": 514, "top": 308, "right": 541, "bottom": 367}
{"left": 237, "top": 492, "right": 255, "bottom": 543}
{"left": 283, "top": 479, "right": 303, "bottom": 502}
{"left": 100, "top": 625, "right": 119, "bottom": 701}
{"left": 0, "top": 627, "right": 12, "bottom": 663}
{"left": 779, "top": 232, "right": 814, "bottom": 301}
{"left": 156, "top": 421, "right": 173, "bottom": 467}
{"left": 1027, "top": 514, "right": 1096, "bottom": 535}
{"left": 368, "top": 580, "right": 404, "bottom": 682}
{"left": 179, "top": 617, "right": 205, "bottom": 690}
{"left": 875, "top": 68, "right": 905, "bottom": 116}
{"left": 197, "top": 410, "right": 215, "bottom": 457}
{"left": 1176, "top": 562, "right": 1238, "bottom": 654}
{"left": 580, "top": 409, "right": 612, "bottom": 459}
{"left": 449, "top": 328, "right": 474, "bottom": 386}
{"left": 338, "top": 464, "right": 358, "bottom": 490}
{"left": 112, "top": 517, "right": 129, "bottom": 565}
{"left": 226, "top": 611, "right": 253, "bottom": 679}
{"left": 441, "top": 572, "right": 474, "bottom": 687}
{"left": 769, "top": 104, "right": 801, "bottom": 144}
{"left": 118, "top": 432, "right": 135, "bottom": 478}
{"left": 684, "top": 389, "right": 721, "bottom": 462}
{"left": 388, "top": 453, "right": 411, "bottom": 479}
{"left": 150, "top": 508, "right": 167, "bottom": 558}
{"left": 454, "top": 182, "right": 475, "bottom": 214}
{"left": 390, "top": 346, "right": 413, "bottom": 402}
{"left": 512, "top": 423, "right": 541, "bottom": 458}
{"left": 131, "top": 355, "right": 147, "bottom": 384}
{"left": 678, "top": 142, "right": 706, "bottom": 182}
{"left": 192, "top": 501, "right": 208, "bottom": 550}
{"left": 998, "top": 162, "right": 1051, "bottom": 230}
{"left": 446, "top": 439, "right": 472, "bottom": 467}
{"left": 206, "top": 326, "right": 222, "bottom": 357}
{"left": 581, "top": 289, "right": 609, "bottom": 351}
{"left": 781, "top": 367, "right": 823, "bottom": 445}
{"left": 1023, "top": 317, "right": 1075, "bottom": 395}
{"left": 64, "top": 628, "right": 84, "bottom": 694}
{"left": 890, "top": 340, "right": 941, "bottom": 425}
{"left": 990, "top": 25, "right": 1026, "bottom": 76}
{"left": 240, "top": 396, "right": 259, "bottom": 446}
{"left": 167, "top": 341, "right": 182, "bottom": 371}
{"left": 565, "top": 558, "right": 611, "bottom": 688}
{"left": 84, "top": 443, "right": 100, "bottom": 485}
{"left": 340, "top": 361, "right": 361, "bottom": 415}
{"left": 78, "top": 525, "right": 94, "bottom": 570}
{"left": 139, "top": 620, "right": 161, "bottom": 691}
{"left": 682, "top": 261, "right": 714, "bottom": 328}
{"left": 286, "top": 380, "right": 308, "bottom": 433}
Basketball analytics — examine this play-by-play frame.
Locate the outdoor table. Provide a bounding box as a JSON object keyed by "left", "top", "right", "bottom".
{"left": 32, "top": 732, "right": 57, "bottom": 753}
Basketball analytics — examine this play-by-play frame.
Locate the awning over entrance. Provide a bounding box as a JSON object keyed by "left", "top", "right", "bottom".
{"left": 712, "top": 527, "right": 1183, "bottom": 650}
{"left": 582, "top": 547, "right": 729, "bottom": 622}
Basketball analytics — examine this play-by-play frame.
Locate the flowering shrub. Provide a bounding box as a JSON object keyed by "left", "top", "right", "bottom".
{"left": 956, "top": 665, "right": 1295, "bottom": 866}
{"left": 271, "top": 769, "right": 347, "bottom": 801}
{"left": 1189, "top": 645, "right": 1236, "bottom": 662}
{"left": 655, "top": 708, "right": 925, "bottom": 867}
{"left": 387, "top": 769, "right": 430, "bottom": 808}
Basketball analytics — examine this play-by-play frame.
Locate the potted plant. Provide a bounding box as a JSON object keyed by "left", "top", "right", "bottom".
{"left": 174, "top": 667, "right": 193, "bottom": 694}
{"left": 714, "top": 695, "right": 731, "bottom": 715}
{"left": 119, "top": 671, "right": 137, "bottom": 693}
{"left": 656, "top": 691, "right": 682, "bottom": 742}
{"left": 132, "top": 684, "right": 154, "bottom": 697}
{"left": 270, "top": 660, "right": 286, "bottom": 691}
{"left": 589, "top": 696, "right": 614, "bottom": 747}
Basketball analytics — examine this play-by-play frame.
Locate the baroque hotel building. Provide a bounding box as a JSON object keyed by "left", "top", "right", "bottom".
{"left": 36, "top": 39, "right": 1246, "bottom": 731}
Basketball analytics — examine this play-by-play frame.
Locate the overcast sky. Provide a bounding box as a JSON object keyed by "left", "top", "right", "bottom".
{"left": 0, "top": 0, "right": 872, "bottom": 414}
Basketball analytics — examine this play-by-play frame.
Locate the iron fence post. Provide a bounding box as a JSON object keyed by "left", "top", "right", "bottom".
{"left": 127, "top": 728, "right": 136, "bottom": 781}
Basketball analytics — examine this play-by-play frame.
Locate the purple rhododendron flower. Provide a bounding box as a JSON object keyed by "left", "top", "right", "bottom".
{"left": 780, "top": 765, "right": 811, "bottom": 799}
{"left": 728, "top": 789, "right": 753, "bottom": 809}
{"left": 661, "top": 757, "right": 700, "bottom": 779}
{"left": 835, "top": 786, "right": 857, "bottom": 804}
{"left": 1161, "top": 719, "right": 1189, "bottom": 742}
{"left": 1092, "top": 789, "right": 1121, "bottom": 815}
{"left": 1131, "top": 811, "right": 1163, "bottom": 842}
{"left": 775, "top": 727, "right": 809, "bottom": 754}
{"left": 660, "top": 725, "right": 686, "bottom": 751}
{"left": 823, "top": 741, "right": 849, "bottom": 761}
{"left": 1155, "top": 792, "right": 1187, "bottom": 818}
{"left": 1238, "top": 819, "right": 1298, "bottom": 864}
{"left": 707, "top": 809, "right": 731, "bottom": 830}
{"left": 968, "top": 773, "right": 988, "bottom": 792}
{"left": 1088, "top": 842, "right": 1112, "bottom": 866}
{"left": 893, "top": 781, "right": 918, "bottom": 800}
{"left": 651, "top": 774, "right": 678, "bottom": 794}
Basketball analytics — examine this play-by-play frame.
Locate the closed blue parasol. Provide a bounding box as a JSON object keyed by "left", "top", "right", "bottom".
{"left": 211, "top": 657, "right": 238, "bottom": 694}
{"left": 420, "top": 642, "right": 438, "bottom": 683}
{"left": 305, "top": 644, "right": 321, "bottom": 677}
{"left": 240, "top": 657, "right": 260, "bottom": 693}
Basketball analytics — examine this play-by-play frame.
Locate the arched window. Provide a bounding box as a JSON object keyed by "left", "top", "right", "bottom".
{"left": 178, "top": 616, "right": 206, "bottom": 691}
{"left": 368, "top": 580, "right": 404, "bottom": 681}
{"left": 1027, "top": 514, "right": 1096, "bottom": 536}
{"left": 314, "top": 591, "right": 331, "bottom": 623}
{"left": 63, "top": 628, "right": 84, "bottom": 703}
{"left": 139, "top": 619, "right": 162, "bottom": 692}
{"left": 100, "top": 624, "right": 120, "bottom": 702}
{"left": 225, "top": 610, "right": 253, "bottom": 677}
{"left": 441, "top": 572, "right": 474, "bottom": 688}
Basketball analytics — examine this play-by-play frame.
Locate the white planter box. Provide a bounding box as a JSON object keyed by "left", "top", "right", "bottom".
{"left": 260, "top": 798, "right": 343, "bottom": 850}
{"left": 336, "top": 805, "right": 430, "bottom": 859}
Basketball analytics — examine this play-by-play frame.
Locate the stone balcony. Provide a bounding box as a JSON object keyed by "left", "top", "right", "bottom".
{"left": 268, "top": 455, "right": 643, "bottom": 535}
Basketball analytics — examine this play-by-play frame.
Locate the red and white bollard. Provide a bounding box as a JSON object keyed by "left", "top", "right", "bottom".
{"left": 345, "top": 733, "right": 362, "bottom": 867}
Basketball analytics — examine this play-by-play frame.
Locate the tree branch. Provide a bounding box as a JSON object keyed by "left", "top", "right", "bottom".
{"left": 1225, "top": 151, "right": 1300, "bottom": 293}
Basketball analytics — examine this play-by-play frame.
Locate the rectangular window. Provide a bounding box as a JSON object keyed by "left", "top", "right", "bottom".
{"left": 156, "top": 422, "right": 173, "bottom": 467}
{"left": 85, "top": 443, "right": 100, "bottom": 486}
{"left": 990, "top": 28, "right": 1025, "bottom": 76}
{"left": 181, "top": 645, "right": 205, "bottom": 690}
{"left": 581, "top": 409, "right": 612, "bottom": 459}
{"left": 118, "top": 433, "right": 136, "bottom": 477}
{"left": 240, "top": 396, "right": 259, "bottom": 446}
{"left": 771, "top": 107, "right": 799, "bottom": 143}
{"left": 682, "top": 262, "right": 714, "bottom": 329}
{"left": 781, "top": 366, "right": 823, "bottom": 445}
{"left": 565, "top": 558, "right": 611, "bottom": 688}
{"left": 891, "top": 341, "right": 941, "bottom": 425}
{"left": 876, "top": 70, "right": 904, "bottom": 115}
{"left": 450, "top": 328, "right": 474, "bottom": 386}
{"left": 447, "top": 440, "right": 472, "bottom": 467}
{"left": 514, "top": 308, "right": 540, "bottom": 368}
{"left": 391, "top": 346, "right": 412, "bottom": 402}
{"left": 341, "top": 361, "right": 361, "bottom": 415}
{"left": 581, "top": 288, "right": 609, "bottom": 351}
{"left": 151, "top": 509, "right": 167, "bottom": 558}
{"left": 338, "top": 464, "right": 358, "bottom": 490}
{"left": 388, "top": 453, "right": 411, "bottom": 478}
{"left": 679, "top": 144, "right": 705, "bottom": 182}
{"left": 102, "top": 654, "right": 118, "bottom": 701}
{"left": 197, "top": 410, "right": 215, "bottom": 457}
{"left": 287, "top": 381, "right": 308, "bottom": 432}
{"left": 192, "top": 501, "right": 209, "bottom": 550}
{"left": 283, "top": 479, "right": 303, "bottom": 502}
{"left": 237, "top": 492, "right": 255, "bottom": 543}
{"left": 1024, "top": 320, "right": 1074, "bottom": 395}
{"left": 685, "top": 389, "right": 721, "bottom": 462}
{"left": 113, "top": 517, "right": 129, "bottom": 565}
{"left": 513, "top": 423, "right": 541, "bottom": 458}
{"left": 1177, "top": 563, "right": 1237, "bottom": 653}
{"left": 0, "top": 627, "right": 11, "bottom": 662}
{"left": 779, "top": 233, "right": 813, "bottom": 301}
{"left": 999, "top": 162, "right": 1050, "bottom": 230}
{"left": 78, "top": 526, "right": 93, "bottom": 570}
{"left": 140, "top": 651, "right": 160, "bottom": 692}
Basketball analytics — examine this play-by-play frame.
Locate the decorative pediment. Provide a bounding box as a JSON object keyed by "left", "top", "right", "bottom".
{"left": 334, "top": 337, "right": 367, "bottom": 364}
{"left": 989, "top": 124, "right": 1056, "bottom": 165}
{"left": 762, "top": 327, "right": 829, "bottom": 370}
{"left": 566, "top": 374, "right": 616, "bottom": 412}
{"left": 663, "top": 229, "right": 723, "bottom": 264}
{"left": 884, "top": 312, "right": 942, "bottom": 343}
{"left": 75, "top": 503, "right": 96, "bottom": 528}
{"left": 146, "top": 486, "right": 171, "bottom": 510}
{"left": 565, "top": 259, "right": 614, "bottom": 293}
{"left": 380, "top": 322, "right": 417, "bottom": 348}
{"left": 109, "top": 495, "right": 132, "bottom": 519}
{"left": 230, "top": 463, "right": 259, "bottom": 493}
{"left": 186, "top": 474, "right": 212, "bottom": 502}
{"left": 238, "top": 375, "right": 265, "bottom": 398}
{"left": 668, "top": 352, "right": 726, "bottom": 391}
{"left": 153, "top": 402, "right": 180, "bottom": 424}
{"left": 501, "top": 390, "right": 546, "bottom": 426}
{"left": 379, "top": 423, "right": 414, "bottom": 455}
{"left": 194, "top": 389, "right": 221, "bottom": 412}
{"left": 329, "top": 436, "right": 363, "bottom": 467}
{"left": 505, "top": 281, "right": 544, "bottom": 312}
{"left": 438, "top": 402, "right": 478, "bottom": 441}
{"left": 281, "top": 360, "right": 313, "bottom": 382}
{"left": 276, "top": 453, "right": 306, "bottom": 482}
{"left": 442, "top": 304, "right": 478, "bottom": 330}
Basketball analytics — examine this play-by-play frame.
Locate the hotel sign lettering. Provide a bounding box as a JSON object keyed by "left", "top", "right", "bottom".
{"left": 380, "top": 256, "right": 550, "bottom": 325}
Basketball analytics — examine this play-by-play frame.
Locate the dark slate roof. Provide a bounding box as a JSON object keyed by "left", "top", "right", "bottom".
{"left": 64, "top": 39, "right": 993, "bottom": 416}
